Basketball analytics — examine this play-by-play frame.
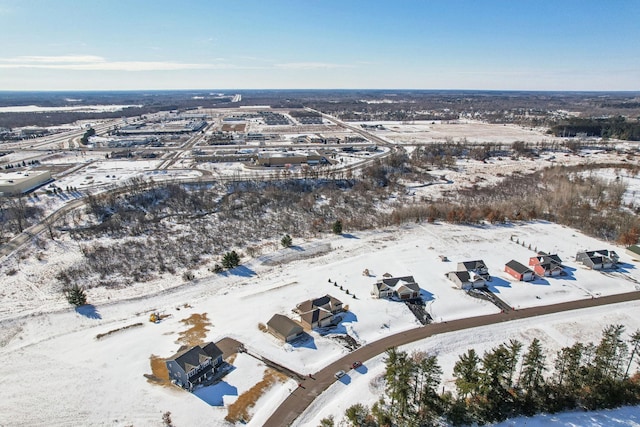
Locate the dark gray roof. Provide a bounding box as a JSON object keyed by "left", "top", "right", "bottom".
{"left": 505, "top": 260, "right": 533, "bottom": 274}
{"left": 202, "top": 342, "right": 223, "bottom": 360}
{"left": 459, "top": 260, "right": 486, "bottom": 270}
{"left": 449, "top": 271, "right": 471, "bottom": 282}
{"left": 300, "top": 308, "right": 332, "bottom": 326}
{"left": 381, "top": 276, "right": 416, "bottom": 287}
{"left": 168, "top": 344, "right": 219, "bottom": 372}
{"left": 296, "top": 294, "right": 342, "bottom": 314}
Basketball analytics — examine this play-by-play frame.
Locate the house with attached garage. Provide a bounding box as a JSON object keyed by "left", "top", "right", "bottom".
{"left": 446, "top": 270, "right": 486, "bottom": 290}
{"left": 456, "top": 260, "right": 491, "bottom": 281}
{"left": 266, "top": 314, "right": 304, "bottom": 342}
{"left": 528, "top": 252, "right": 564, "bottom": 277}
{"left": 576, "top": 249, "right": 619, "bottom": 270}
{"left": 295, "top": 294, "right": 344, "bottom": 329}
{"left": 165, "top": 342, "right": 224, "bottom": 391}
{"left": 505, "top": 260, "right": 535, "bottom": 281}
{"left": 371, "top": 276, "right": 421, "bottom": 300}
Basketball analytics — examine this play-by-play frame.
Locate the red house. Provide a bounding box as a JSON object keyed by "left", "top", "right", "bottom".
{"left": 505, "top": 260, "right": 535, "bottom": 281}
{"left": 528, "top": 253, "right": 563, "bottom": 277}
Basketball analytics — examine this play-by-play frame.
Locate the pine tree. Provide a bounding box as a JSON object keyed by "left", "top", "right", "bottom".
{"left": 332, "top": 219, "right": 343, "bottom": 235}
{"left": 415, "top": 353, "right": 443, "bottom": 421}
{"left": 519, "top": 338, "right": 546, "bottom": 395}
{"left": 64, "top": 284, "right": 87, "bottom": 307}
{"left": 280, "top": 234, "right": 292, "bottom": 248}
{"left": 592, "top": 324, "right": 628, "bottom": 383}
{"left": 222, "top": 250, "right": 240, "bottom": 269}
{"left": 624, "top": 329, "right": 640, "bottom": 379}
{"left": 453, "top": 348, "right": 482, "bottom": 398}
{"left": 505, "top": 339, "right": 523, "bottom": 389}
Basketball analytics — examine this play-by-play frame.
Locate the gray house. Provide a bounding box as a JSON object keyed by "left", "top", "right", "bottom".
{"left": 165, "top": 342, "right": 224, "bottom": 391}
{"left": 371, "top": 276, "right": 421, "bottom": 300}
{"left": 576, "top": 250, "right": 619, "bottom": 270}
{"left": 446, "top": 271, "right": 486, "bottom": 290}
{"left": 267, "top": 314, "right": 304, "bottom": 342}
{"left": 457, "top": 260, "right": 491, "bottom": 280}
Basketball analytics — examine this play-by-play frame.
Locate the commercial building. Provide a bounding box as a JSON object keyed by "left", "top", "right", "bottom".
{"left": 0, "top": 170, "right": 52, "bottom": 196}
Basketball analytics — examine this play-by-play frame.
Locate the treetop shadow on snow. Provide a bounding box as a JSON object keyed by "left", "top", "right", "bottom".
{"left": 227, "top": 265, "right": 256, "bottom": 277}
{"left": 75, "top": 304, "right": 101, "bottom": 319}
{"left": 341, "top": 233, "right": 359, "bottom": 239}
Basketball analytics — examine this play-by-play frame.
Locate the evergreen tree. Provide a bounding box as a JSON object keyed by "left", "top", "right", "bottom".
{"left": 344, "top": 403, "right": 374, "bottom": 426}
{"left": 591, "top": 324, "right": 628, "bottom": 383}
{"left": 478, "top": 344, "right": 515, "bottom": 422}
{"left": 318, "top": 415, "right": 335, "bottom": 427}
{"left": 222, "top": 250, "right": 240, "bottom": 269}
{"left": 624, "top": 329, "right": 640, "bottom": 379}
{"left": 415, "top": 353, "right": 443, "bottom": 421}
{"left": 519, "top": 337, "right": 547, "bottom": 416}
{"left": 64, "top": 284, "right": 87, "bottom": 307}
{"left": 453, "top": 348, "right": 482, "bottom": 398}
{"left": 505, "top": 339, "right": 523, "bottom": 389}
{"left": 280, "top": 234, "right": 293, "bottom": 248}
{"left": 332, "top": 219, "right": 343, "bottom": 235}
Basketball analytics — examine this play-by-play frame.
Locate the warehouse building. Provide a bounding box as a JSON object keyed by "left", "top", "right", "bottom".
{"left": 0, "top": 170, "right": 52, "bottom": 196}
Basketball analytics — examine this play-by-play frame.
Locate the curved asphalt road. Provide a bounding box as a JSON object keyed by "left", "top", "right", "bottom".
{"left": 263, "top": 290, "right": 640, "bottom": 427}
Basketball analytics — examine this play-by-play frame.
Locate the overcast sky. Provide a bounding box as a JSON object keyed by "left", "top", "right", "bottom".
{"left": 0, "top": 0, "right": 638, "bottom": 91}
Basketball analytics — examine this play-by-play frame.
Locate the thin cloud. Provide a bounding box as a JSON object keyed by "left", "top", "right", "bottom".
{"left": 1, "top": 55, "right": 105, "bottom": 63}
{"left": 275, "top": 62, "right": 354, "bottom": 70}
{"left": 0, "top": 55, "right": 249, "bottom": 71}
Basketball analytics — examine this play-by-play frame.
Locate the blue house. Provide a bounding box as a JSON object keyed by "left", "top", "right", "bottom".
{"left": 165, "top": 342, "right": 223, "bottom": 391}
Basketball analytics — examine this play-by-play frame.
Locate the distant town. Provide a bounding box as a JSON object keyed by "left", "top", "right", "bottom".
{"left": 1, "top": 90, "right": 640, "bottom": 426}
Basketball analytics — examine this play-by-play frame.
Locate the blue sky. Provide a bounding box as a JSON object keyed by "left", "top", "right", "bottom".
{"left": 0, "top": 0, "right": 638, "bottom": 91}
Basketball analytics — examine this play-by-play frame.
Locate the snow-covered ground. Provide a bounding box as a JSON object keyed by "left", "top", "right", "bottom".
{"left": 295, "top": 300, "right": 640, "bottom": 426}
{"left": 1, "top": 221, "right": 640, "bottom": 426}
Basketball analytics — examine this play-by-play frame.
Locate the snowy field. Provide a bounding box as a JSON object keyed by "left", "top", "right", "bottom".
{"left": 352, "top": 120, "right": 562, "bottom": 144}
{"left": 1, "top": 221, "right": 640, "bottom": 426}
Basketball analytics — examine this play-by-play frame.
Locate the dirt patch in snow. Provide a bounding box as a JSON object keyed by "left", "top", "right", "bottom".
{"left": 176, "top": 313, "right": 211, "bottom": 347}
{"left": 225, "top": 368, "right": 288, "bottom": 423}
{"left": 146, "top": 354, "right": 170, "bottom": 387}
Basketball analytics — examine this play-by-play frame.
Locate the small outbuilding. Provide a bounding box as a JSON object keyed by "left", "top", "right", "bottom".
{"left": 266, "top": 314, "right": 304, "bottom": 342}
{"left": 505, "top": 260, "right": 535, "bottom": 282}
